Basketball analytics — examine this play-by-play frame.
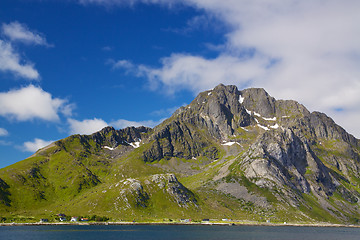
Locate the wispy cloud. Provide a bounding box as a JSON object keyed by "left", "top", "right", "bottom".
{"left": 23, "top": 138, "right": 54, "bottom": 152}
{"left": 2, "top": 21, "right": 52, "bottom": 47}
{"left": 77, "top": 0, "right": 175, "bottom": 7}
{"left": 150, "top": 105, "right": 184, "bottom": 117}
{"left": 102, "top": 46, "right": 113, "bottom": 51}
{"left": 0, "top": 85, "right": 74, "bottom": 122}
{"left": 0, "top": 40, "right": 40, "bottom": 80}
{"left": 0, "top": 140, "right": 12, "bottom": 146}
{"left": 109, "top": 59, "right": 135, "bottom": 71}
{"left": 0, "top": 128, "right": 8, "bottom": 136}
{"left": 166, "top": 14, "right": 225, "bottom": 36}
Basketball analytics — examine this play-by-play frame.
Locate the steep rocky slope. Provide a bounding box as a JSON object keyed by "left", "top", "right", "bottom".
{"left": 1, "top": 84, "right": 360, "bottom": 223}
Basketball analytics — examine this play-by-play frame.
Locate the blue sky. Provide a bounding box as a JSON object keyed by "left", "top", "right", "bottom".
{"left": 1, "top": 0, "right": 360, "bottom": 168}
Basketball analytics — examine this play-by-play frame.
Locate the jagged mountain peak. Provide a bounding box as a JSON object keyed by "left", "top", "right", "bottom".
{"left": 143, "top": 85, "right": 358, "bottom": 163}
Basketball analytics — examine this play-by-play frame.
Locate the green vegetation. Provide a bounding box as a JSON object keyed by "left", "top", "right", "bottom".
{"left": 298, "top": 193, "right": 341, "bottom": 224}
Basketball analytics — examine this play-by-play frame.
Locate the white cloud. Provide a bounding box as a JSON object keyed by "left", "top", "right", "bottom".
{"left": 23, "top": 138, "right": 54, "bottom": 152}
{"left": 0, "top": 85, "right": 73, "bottom": 121}
{"left": 59, "top": 103, "right": 76, "bottom": 117}
{"left": 110, "top": 119, "right": 161, "bottom": 129}
{"left": 2, "top": 21, "right": 52, "bottom": 47}
{"left": 110, "top": 59, "right": 136, "bottom": 71}
{"left": 0, "top": 128, "right": 8, "bottom": 136}
{"left": 68, "top": 118, "right": 109, "bottom": 135}
{"left": 0, "top": 21, "right": 51, "bottom": 79}
{"left": 68, "top": 117, "right": 162, "bottom": 135}
{"left": 139, "top": 53, "right": 268, "bottom": 94}
{"left": 0, "top": 40, "right": 39, "bottom": 79}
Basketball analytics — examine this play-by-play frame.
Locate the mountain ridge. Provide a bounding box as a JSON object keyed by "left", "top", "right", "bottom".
{"left": 1, "top": 84, "right": 360, "bottom": 224}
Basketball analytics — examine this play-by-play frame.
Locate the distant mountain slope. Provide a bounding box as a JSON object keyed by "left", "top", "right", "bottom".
{"left": 1, "top": 84, "right": 360, "bottom": 224}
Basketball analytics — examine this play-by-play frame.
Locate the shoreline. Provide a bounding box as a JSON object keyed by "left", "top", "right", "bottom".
{"left": 1, "top": 221, "right": 360, "bottom": 228}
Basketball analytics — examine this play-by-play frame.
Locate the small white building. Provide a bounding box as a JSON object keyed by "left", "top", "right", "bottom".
{"left": 70, "top": 217, "right": 78, "bottom": 222}
{"left": 180, "top": 219, "right": 191, "bottom": 223}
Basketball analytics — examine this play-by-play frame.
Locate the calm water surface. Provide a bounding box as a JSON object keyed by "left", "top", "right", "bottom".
{"left": 0, "top": 225, "right": 359, "bottom": 240}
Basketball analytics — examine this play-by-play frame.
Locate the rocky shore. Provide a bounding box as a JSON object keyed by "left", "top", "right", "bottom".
{"left": 1, "top": 221, "right": 360, "bottom": 228}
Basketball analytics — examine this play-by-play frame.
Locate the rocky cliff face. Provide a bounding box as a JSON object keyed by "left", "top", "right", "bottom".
{"left": 90, "top": 126, "right": 151, "bottom": 149}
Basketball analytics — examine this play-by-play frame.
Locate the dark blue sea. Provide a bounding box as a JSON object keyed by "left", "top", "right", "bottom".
{"left": 0, "top": 224, "right": 359, "bottom": 240}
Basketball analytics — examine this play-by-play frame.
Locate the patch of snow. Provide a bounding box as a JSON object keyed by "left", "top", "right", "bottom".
{"left": 188, "top": 106, "right": 191, "bottom": 109}
{"left": 257, "top": 124, "right": 269, "bottom": 131}
{"left": 263, "top": 116, "right": 277, "bottom": 121}
{"left": 240, "top": 127, "right": 249, "bottom": 132}
{"left": 282, "top": 116, "right": 290, "bottom": 118}
{"left": 129, "top": 140, "right": 141, "bottom": 148}
{"left": 253, "top": 112, "right": 261, "bottom": 117}
{"left": 255, "top": 118, "right": 259, "bottom": 123}
{"left": 202, "top": 101, "right": 206, "bottom": 104}
{"left": 222, "top": 142, "right": 241, "bottom": 146}
{"left": 245, "top": 108, "right": 252, "bottom": 115}
{"left": 270, "top": 124, "right": 279, "bottom": 129}
{"left": 239, "top": 95, "right": 245, "bottom": 104}
{"left": 208, "top": 92, "right": 212, "bottom": 95}
{"left": 103, "top": 146, "right": 115, "bottom": 151}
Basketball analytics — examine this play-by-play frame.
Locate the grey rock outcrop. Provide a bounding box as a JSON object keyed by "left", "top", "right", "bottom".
{"left": 239, "top": 127, "right": 339, "bottom": 203}
{"left": 118, "top": 174, "right": 197, "bottom": 208}
{"left": 151, "top": 173, "right": 197, "bottom": 207}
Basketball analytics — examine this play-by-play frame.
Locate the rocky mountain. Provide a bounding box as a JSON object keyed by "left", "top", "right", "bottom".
{"left": 1, "top": 84, "right": 360, "bottom": 224}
